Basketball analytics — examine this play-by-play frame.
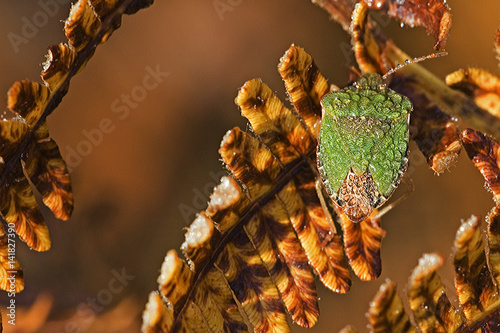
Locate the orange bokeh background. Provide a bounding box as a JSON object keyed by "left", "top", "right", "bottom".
{"left": 0, "top": 1, "right": 499, "bottom": 332}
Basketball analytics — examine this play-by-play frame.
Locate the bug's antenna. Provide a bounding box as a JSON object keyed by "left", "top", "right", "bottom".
{"left": 382, "top": 52, "right": 448, "bottom": 80}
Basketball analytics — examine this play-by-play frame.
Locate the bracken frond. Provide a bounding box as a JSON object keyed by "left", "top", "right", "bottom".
{"left": 0, "top": 0, "right": 153, "bottom": 293}
{"left": 142, "top": 44, "right": 399, "bottom": 332}
{"left": 364, "top": 214, "right": 500, "bottom": 332}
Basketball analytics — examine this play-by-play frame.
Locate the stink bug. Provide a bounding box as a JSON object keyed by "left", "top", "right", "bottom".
{"left": 317, "top": 73, "right": 411, "bottom": 223}
{"left": 316, "top": 54, "right": 444, "bottom": 223}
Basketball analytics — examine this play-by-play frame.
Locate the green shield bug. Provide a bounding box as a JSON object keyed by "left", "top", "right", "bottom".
{"left": 317, "top": 73, "right": 411, "bottom": 223}
{"left": 316, "top": 54, "right": 444, "bottom": 223}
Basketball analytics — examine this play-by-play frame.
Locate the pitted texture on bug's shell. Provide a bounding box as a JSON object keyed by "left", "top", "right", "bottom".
{"left": 336, "top": 169, "right": 380, "bottom": 223}
{"left": 318, "top": 73, "right": 411, "bottom": 222}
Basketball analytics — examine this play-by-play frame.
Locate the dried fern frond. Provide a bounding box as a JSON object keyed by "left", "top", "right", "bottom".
{"left": 0, "top": 0, "right": 153, "bottom": 293}
{"left": 142, "top": 44, "right": 463, "bottom": 333}
{"left": 365, "top": 214, "right": 500, "bottom": 332}
{"left": 143, "top": 45, "right": 358, "bottom": 332}
{"left": 142, "top": 44, "right": 417, "bottom": 332}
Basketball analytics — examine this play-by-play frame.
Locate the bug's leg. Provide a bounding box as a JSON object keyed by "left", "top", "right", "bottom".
{"left": 372, "top": 174, "right": 414, "bottom": 220}
{"left": 315, "top": 178, "right": 338, "bottom": 233}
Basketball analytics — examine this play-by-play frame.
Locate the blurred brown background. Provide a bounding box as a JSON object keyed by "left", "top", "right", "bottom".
{"left": 0, "top": 1, "right": 499, "bottom": 332}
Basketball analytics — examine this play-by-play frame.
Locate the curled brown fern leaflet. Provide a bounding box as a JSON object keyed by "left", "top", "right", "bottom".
{"left": 362, "top": 0, "right": 451, "bottom": 50}
{"left": 462, "top": 129, "right": 500, "bottom": 204}
{"left": 0, "top": 0, "right": 153, "bottom": 293}
{"left": 446, "top": 68, "right": 500, "bottom": 119}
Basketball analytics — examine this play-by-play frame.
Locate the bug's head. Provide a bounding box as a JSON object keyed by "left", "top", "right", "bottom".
{"left": 355, "top": 73, "right": 384, "bottom": 90}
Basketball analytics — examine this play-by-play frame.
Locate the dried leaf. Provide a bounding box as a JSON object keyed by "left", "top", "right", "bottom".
{"left": 350, "top": 2, "right": 383, "bottom": 74}
{"left": 338, "top": 325, "right": 357, "bottom": 333}
{"left": 144, "top": 41, "right": 466, "bottom": 332}
{"left": 407, "top": 253, "right": 462, "bottom": 332}
{"left": 236, "top": 72, "right": 350, "bottom": 295}
{"left": 446, "top": 68, "right": 500, "bottom": 119}
{"left": 487, "top": 207, "right": 500, "bottom": 288}
{"left": 311, "top": 0, "right": 356, "bottom": 32}
{"left": 244, "top": 199, "right": 320, "bottom": 328}
{"left": 461, "top": 128, "right": 500, "bottom": 204}
{"left": 453, "top": 215, "right": 500, "bottom": 321}
{"left": 368, "top": 280, "right": 416, "bottom": 333}
{"left": 0, "top": 119, "right": 51, "bottom": 252}
{"left": 142, "top": 292, "right": 173, "bottom": 333}
{"left": 277, "top": 44, "right": 330, "bottom": 135}
{"left": 362, "top": 0, "right": 452, "bottom": 50}
{"left": 0, "top": 0, "right": 153, "bottom": 292}
{"left": 337, "top": 208, "right": 385, "bottom": 281}
{"left": 290, "top": 171, "right": 351, "bottom": 294}
{"left": 390, "top": 76, "right": 461, "bottom": 174}
{"left": 0, "top": 227, "right": 23, "bottom": 293}
{"left": 363, "top": 215, "right": 500, "bottom": 332}
{"left": 218, "top": 231, "right": 289, "bottom": 333}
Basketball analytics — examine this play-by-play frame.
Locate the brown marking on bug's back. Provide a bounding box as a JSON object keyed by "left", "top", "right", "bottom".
{"left": 336, "top": 168, "right": 381, "bottom": 223}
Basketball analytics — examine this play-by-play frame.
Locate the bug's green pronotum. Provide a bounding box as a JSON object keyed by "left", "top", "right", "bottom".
{"left": 317, "top": 73, "right": 412, "bottom": 223}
